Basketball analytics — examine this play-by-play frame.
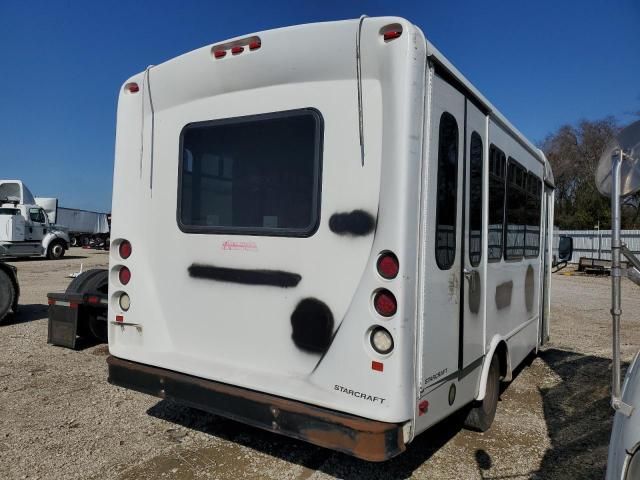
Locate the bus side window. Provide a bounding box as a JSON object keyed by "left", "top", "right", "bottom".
{"left": 488, "top": 145, "right": 506, "bottom": 261}
{"left": 505, "top": 159, "right": 527, "bottom": 260}
{"left": 434, "top": 112, "right": 459, "bottom": 270}
{"left": 469, "top": 132, "right": 483, "bottom": 267}
{"left": 525, "top": 173, "right": 542, "bottom": 257}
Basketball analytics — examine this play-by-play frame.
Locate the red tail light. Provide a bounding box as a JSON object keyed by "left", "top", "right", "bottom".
{"left": 124, "top": 82, "right": 139, "bottom": 93}
{"left": 231, "top": 46, "right": 244, "bottom": 55}
{"left": 374, "top": 290, "right": 397, "bottom": 317}
{"left": 119, "top": 266, "right": 131, "bottom": 285}
{"left": 377, "top": 252, "right": 399, "bottom": 279}
{"left": 213, "top": 49, "right": 226, "bottom": 59}
{"left": 249, "top": 40, "right": 261, "bottom": 50}
{"left": 119, "top": 240, "right": 132, "bottom": 260}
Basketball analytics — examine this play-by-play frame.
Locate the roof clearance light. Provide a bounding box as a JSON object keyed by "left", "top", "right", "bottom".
{"left": 231, "top": 46, "right": 244, "bottom": 55}
{"left": 249, "top": 40, "right": 261, "bottom": 50}
{"left": 213, "top": 49, "right": 226, "bottom": 59}
{"left": 377, "top": 252, "right": 399, "bottom": 279}
{"left": 370, "top": 327, "right": 394, "bottom": 354}
{"left": 374, "top": 289, "right": 397, "bottom": 317}
{"left": 119, "top": 240, "right": 132, "bottom": 260}
{"left": 383, "top": 30, "right": 402, "bottom": 41}
{"left": 124, "top": 82, "right": 139, "bottom": 93}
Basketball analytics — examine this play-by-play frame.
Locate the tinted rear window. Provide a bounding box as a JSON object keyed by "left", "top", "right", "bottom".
{"left": 178, "top": 109, "right": 323, "bottom": 236}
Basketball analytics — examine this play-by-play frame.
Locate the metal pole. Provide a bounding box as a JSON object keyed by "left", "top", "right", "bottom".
{"left": 611, "top": 150, "right": 622, "bottom": 403}
{"left": 611, "top": 150, "right": 633, "bottom": 415}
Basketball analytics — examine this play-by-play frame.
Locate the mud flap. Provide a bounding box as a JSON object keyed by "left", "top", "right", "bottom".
{"left": 47, "top": 293, "right": 82, "bottom": 349}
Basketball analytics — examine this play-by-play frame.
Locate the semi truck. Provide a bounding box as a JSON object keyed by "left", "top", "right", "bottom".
{"left": 0, "top": 180, "right": 70, "bottom": 260}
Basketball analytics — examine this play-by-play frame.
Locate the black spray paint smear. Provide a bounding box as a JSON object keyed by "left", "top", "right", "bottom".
{"left": 329, "top": 210, "right": 376, "bottom": 236}
{"left": 189, "top": 264, "right": 301, "bottom": 288}
{"left": 291, "top": 298, "right": 334, "bottom": 353}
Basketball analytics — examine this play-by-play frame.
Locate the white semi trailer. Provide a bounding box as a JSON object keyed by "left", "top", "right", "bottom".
{"left": 0, "top": 180, "right": 70, "bottom": 260}
{"left": 57, "top": 207, "right": 110, "bottom": 247}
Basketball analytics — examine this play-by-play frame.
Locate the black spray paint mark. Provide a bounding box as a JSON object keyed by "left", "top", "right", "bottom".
{"left": 329, "top": 210, "right": 376, "bottom": 236}
{"left": 525, "top": 265, "right": 535, "bottom": 312}
{"left": 188, "top": 264, "right": 301, "bottom": 288}
{"left": 291, "top": 298, "right": 334, "bottom": 353}
{"left": 495, "top": 280, "right": 513, "bottom": 310}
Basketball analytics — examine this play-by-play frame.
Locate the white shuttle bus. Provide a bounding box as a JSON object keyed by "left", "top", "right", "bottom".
{"left": 107, "top": 17, "right": 555, "bottom": 461}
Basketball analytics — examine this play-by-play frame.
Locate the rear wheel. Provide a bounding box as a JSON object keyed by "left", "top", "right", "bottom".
{"left": 47, "top": 240, "right": 66, "bottom": 260}
{"left": 66, "top": 269, "right": 108, "bottom": 296}
{"left": 80, "top": 235, "right": 90, "bottom": 247}
{"left": 70, "top": 236, "right": 78, "bottom": 247}
{"left": 464, "top": 354, "right": 500, "bottom": 432}
{"left": 66, "top": 269, "right": 109, "bottom": 342}
{"left": 0, "top": 269, "right": 15, "bottom": 324}
{"left": 88, "top": 315, "right": 108, "bottom": 342}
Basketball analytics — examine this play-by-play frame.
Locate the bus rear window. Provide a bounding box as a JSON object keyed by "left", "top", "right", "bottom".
{"left": 178, "top": 109, "right": 323, "bottom": 236}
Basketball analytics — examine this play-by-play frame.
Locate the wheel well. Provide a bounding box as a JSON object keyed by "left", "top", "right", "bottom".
{"left": 494, "top": 341, "right": 510, "bottom": 381}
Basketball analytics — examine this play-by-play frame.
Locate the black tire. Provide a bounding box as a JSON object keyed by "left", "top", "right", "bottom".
{"left": 66, "top": 269, "right": 108, "bottom": 342}
{"left": 0, "top": 269, "right": 15, "bottom": 324}
{"left": 88, "top": 314, "right": 108, "bottom": 342}
{"left": 46, "top": 240, "right": 66, "bottom": 260}
{"left": 70, "top": 236, "right": 78, "bottom": 247}
{"left": 66, "top": 269, "right": 108, "bottom": 295}
{"left": 80, "top": 235, "right": 90, "bottom": 247}
{"left": 464, "top": 354, "right": 501, "bottom": 432}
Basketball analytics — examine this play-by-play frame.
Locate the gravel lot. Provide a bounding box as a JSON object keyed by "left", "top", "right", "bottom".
{"left": 1, "top": 250, "right": 639, "bottom": 479}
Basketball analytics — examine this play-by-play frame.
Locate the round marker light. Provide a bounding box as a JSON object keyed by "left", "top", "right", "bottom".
{"left": 377, "top": 252, "right": 399, "bottom": 279}
{"left": 370, "top": 327, "right": 394, "bottom": 354}
{"left": 119, "top": 293, "right": 131, "bottom": 311}
{"left": 119, "top": 240, "right": 132, "bottom": 259}
{"left": 119, "top": 266, "right": 131, "bottom": 285}
{"left": 374, "top": 289, "right": 397, "bottom": 317}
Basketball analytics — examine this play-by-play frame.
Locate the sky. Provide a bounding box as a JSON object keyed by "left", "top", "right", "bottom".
{"left": 0, "top": 0, "right": 638, "bottom": 212}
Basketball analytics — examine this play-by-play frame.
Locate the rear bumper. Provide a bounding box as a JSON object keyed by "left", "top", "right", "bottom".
{"left": 107, "top": 355, "right": 406, "bottom": 461}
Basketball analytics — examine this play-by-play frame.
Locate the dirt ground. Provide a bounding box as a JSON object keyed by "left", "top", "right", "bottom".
{"left": 1, "top": 250, "right": 639, "bottom": 480}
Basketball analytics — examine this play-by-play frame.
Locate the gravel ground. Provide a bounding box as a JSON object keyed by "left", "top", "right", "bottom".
{"left": 1, "top": 251, "right": 639, "bottom": 479}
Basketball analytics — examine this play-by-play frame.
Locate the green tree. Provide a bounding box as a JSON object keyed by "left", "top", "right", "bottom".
{"left": 541, "top": 117, "right": 640, "bottom": 229}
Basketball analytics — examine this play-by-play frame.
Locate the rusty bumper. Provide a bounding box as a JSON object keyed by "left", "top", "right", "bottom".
{"left": 107, "top": 355, "right": 406, "bottom": 461}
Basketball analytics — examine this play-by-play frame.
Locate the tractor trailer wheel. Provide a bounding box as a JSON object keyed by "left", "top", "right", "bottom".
{"left": 47, "top": 240, "right": 66, "bottom": 260}
{"left": 0, "top": 269, "right": 16, "bottom": 324}
{"left": 66, "top": 269, "right": 109, "bottom": 342}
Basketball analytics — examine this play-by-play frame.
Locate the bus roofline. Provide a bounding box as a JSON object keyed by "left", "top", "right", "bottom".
{"left": 107, "top": 355, "right": 407, "bottom": 462}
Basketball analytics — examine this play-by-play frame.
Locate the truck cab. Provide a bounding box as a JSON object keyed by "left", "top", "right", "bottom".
{"left": 0, "top": 180, "right": 70, "bottom": 259}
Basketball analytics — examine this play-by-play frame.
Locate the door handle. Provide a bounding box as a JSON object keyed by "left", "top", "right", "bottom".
{"left": 463, "top": 267, "right": 477, "bottom": 291}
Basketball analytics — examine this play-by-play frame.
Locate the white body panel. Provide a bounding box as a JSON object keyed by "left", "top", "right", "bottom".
{"left": 0, "top": 214, "right": 25, "bottom": 242}
{"left": 607, "top": 352, "right": 640, "bottom": 479}
{"left": 109, "top": 16, "right": 554, "bottom": 447}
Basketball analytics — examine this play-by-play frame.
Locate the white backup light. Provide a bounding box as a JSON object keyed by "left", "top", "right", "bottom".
{"left": 119, "top": 293, "right": 131, "bottom": 311}
{"left": 370, "top": 327, "right": 394, "bottom": 354}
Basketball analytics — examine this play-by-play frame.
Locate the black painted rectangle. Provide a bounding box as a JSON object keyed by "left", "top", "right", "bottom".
{"left": 188, "top": 264, "right": 301, "bottom": 288}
